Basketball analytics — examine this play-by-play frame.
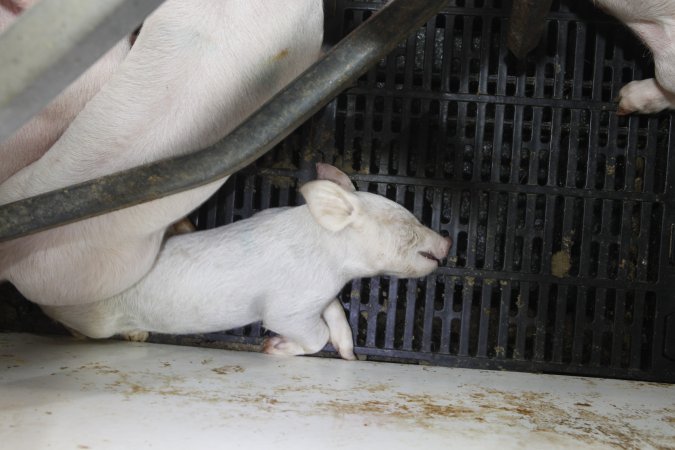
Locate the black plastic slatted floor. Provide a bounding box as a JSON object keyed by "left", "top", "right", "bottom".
{"left": 177, "top": 0, "right": 675, "bottom": 382}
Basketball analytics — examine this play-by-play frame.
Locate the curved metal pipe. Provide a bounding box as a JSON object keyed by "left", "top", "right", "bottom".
{"left": 0, "top": 0, "right": 447, "bottom": 241}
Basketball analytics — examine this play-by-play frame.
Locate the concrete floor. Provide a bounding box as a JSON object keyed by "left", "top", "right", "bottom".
{"left": 1, "top": 333, "right": 673, "bottom": 449}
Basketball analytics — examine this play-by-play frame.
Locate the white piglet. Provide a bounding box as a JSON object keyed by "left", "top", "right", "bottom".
{"left": 42, "top": 164, "right": 452, "bottom": 360}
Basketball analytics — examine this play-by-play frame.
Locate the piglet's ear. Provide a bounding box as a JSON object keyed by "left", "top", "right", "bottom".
{"left": 300, "top": 180, "right": 361, "bottom": 232}
{"left": 316, "top": 163, "right": 356, "bottom": 192}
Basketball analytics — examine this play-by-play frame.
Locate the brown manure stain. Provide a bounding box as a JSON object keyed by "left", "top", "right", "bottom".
{"left": 273, "top": 48, "right": 289, "bottom": 61}
{"left": 211, "top": 365, "right": 245, "bottom": 375}
{"left": 76, "top": 363, "right": 119, "bottom": 375}
{"left": 315, "top": 386, "right": 669, "bottom": 449}
{"left": 551, "top": 250, "right": 571, "bottom": 277}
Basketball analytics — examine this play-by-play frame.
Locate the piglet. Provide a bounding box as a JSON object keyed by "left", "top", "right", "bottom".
{"left": 42, "top": 164, "right": 452, "bottom": 360}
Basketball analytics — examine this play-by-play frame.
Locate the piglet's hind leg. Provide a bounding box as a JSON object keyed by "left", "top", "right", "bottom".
{"left": 263, "top": 315, "right": 330, "bottom": 357}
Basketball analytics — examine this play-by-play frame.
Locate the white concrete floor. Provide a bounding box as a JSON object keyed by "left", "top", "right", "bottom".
{"left": 1, "top": 333, "right": 673, "bottom": 450}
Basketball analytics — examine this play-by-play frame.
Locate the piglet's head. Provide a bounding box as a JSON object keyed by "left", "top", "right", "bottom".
{"left": 300, "top": 164, "right": 452, "bottom": 278}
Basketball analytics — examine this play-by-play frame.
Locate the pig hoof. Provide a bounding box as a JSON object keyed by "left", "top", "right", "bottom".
{"left": 263, "top": 336, "right": 304, "bottom": 356}
{"left": 616, "top": 79, "right": 675, "bottom": 115}
{"left": 166, "top": 217, "right": 196, "bottom": 238}
{"left": 122, "top": 330, "right": 149, "bottom": 342}
{"left": 338, "top": 348, "right": 357, "bottom": 361}
{"left": 616, "top": 106, "right": 632, "bottom": 116}
{"left": 331, "top": 337, "right": 356, "bottom": 361}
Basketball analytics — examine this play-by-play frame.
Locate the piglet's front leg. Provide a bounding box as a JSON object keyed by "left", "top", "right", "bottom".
{"left": 323, "top": 299, "right": 356, "bottom": 361}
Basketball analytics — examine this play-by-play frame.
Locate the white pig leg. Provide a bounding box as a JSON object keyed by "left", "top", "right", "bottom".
{"left": 594, "top": 0, "right": 675, "bottom": 113}
{"left": 322, "top": 299, "right": 356, "bottom": 361}
{"left": 263, "top": 314, "right": 331, "bottom": 358}
{"left": 617, "top": 78, "right": 675, "bottom": 114}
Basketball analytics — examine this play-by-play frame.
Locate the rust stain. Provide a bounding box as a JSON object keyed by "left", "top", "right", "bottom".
{"left": 290, "top": 375, "right": 309, "bottom": 382}
{"left": 104, "top": 371, "right": 221, "bottom": 403}
{"left": 319, "top": 399, "right": 396, "bottom": 417}
{"left": 629, "top": 381, "right": 674, "bottom": 389}
{"left": 513, "top": 406, "right": 533, "bottom": 416}
{"left": 471, "top": 388, "right": 670, "bottom": 450}
{"left": 395, "top": 393, "right": 474, "bottom": 418}
{"left": 311, "top": 386, "right": 669, "bottom": 449}
{"left": 77, "top": 363, "right": 119, "bottom": 375}
{"left": 211, "top": 365, "right": 245, "bottom": 375}
{"left": 316, "top": 392, "right": 476, "bottom": 430}
{"left": 54, "top": 360, "right": 672, "bottom": 449}
{"left": 231, "top": 394, "right": 279, "bottom": 408}
{"left": 364, "top": 383, "right": 389, "bottom": 393}
{"left": 1, "top": 352, "right": 26, "bottom": 367}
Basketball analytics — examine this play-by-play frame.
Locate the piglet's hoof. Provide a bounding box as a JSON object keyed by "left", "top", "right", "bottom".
{"left": 166, "top": 217, "right": 196, "bottom": 238}
{"left": 121, "top": 330, "right": 150, "bottom": 342}
{"left": 336, "top": 347, "right": 357, "bottom": 361}
{"left": 616, "top": 78, "right": 675, "bottom": 115}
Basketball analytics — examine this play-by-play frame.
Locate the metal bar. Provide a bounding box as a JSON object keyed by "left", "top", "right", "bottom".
{"left": 0, "top": 0, "right": 165, "bottom": 142}
{"left": 0, "top": 0, "right": 448, "bottom": 241}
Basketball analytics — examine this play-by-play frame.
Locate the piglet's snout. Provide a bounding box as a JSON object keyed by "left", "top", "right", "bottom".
{"left": 437, "top": 236, "right": 452, "bottom": 264}
{"left": 442, "top": 236, "right": 452, "bottom": 255}
{"left": 419, "top": 234, "right": 452, "bottom": 266}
